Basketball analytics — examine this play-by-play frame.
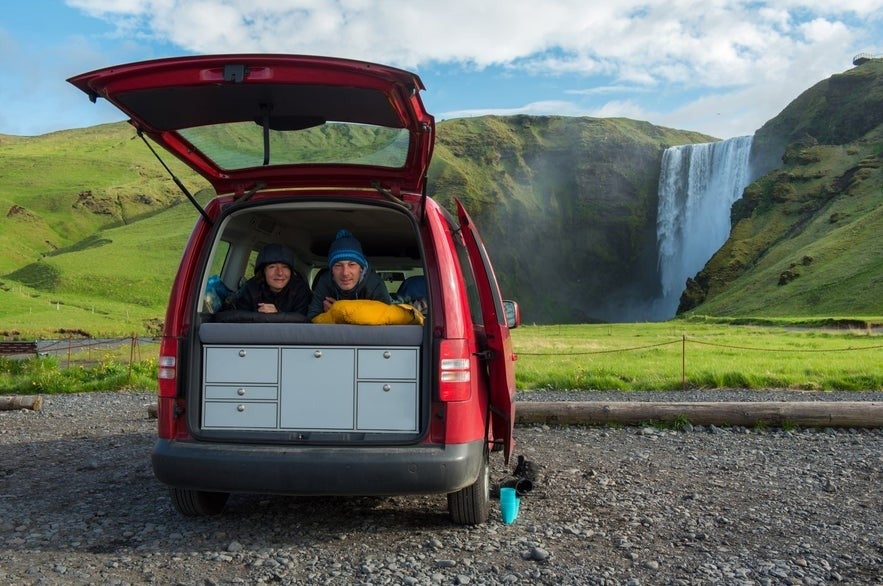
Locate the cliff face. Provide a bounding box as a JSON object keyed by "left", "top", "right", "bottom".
{"left": 428, "top": 115, "right": 713, "bottom": 323}
{"left": 679, "top": 60, "right": 883, "bottom": 317}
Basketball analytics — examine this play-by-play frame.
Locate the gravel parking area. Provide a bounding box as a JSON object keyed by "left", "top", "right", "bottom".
{"left": 1, "top": 390, "right": 881, "bottom": 585}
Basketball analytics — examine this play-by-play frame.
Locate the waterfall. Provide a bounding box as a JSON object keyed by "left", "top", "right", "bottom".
{"left": 654, "top": 135, "right": 754, "bottom": 318}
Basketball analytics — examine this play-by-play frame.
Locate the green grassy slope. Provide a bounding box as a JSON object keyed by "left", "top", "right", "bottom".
{"left": 0, "top": 122, "right": 205, "bottom": 273}
{"left": 681, "top": 61, "right": 883, "bottom": 318}
{"left": 683, "top": 135, "right": 883, "bottom": 317}
{"left": 0, "top": 195, "right": 211, "bottom": 337}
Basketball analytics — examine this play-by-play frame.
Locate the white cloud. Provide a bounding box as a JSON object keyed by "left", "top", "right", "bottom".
{"left": 42, "top": 0, "right": 883, "bottom": 138}
{"left": 439, "top": 100, "right": 586, "bottom": 121}
{"left": 63, "top": 1, "right": 881, "bottom": 84}
{"left": 589, "top": 99, "right": 654, "bottom": 123}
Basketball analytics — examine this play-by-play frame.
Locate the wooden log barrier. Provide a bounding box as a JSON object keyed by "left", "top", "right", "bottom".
{"left": 515, "top": 401, "right": 883, "bottom": 428}
{"left": 0, "top": 341, "right": 38, "bottom": 356}
{"left": 0, "top": 395, "right": 43, "bottom": 411}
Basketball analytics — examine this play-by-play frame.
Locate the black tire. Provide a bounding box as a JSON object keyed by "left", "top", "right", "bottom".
{"left": 170, "top": 488, "right": 229, "bottom": 516}
{"left": 447, "top": 450, "right": 490, "bottom": 525}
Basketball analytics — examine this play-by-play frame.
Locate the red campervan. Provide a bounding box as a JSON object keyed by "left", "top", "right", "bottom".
{"left": 69, "top": 55, "right": 520, "bottom": 524}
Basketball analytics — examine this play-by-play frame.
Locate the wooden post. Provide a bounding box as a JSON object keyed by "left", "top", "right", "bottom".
{"left": 682, "top": 334, "right": 686, "bottom": 391}
{"left": 128, "top": 334, "right": 136, "bottom": 385}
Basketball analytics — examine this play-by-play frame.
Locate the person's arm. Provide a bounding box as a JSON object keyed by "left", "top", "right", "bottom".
{"left": 231, "top": 280, "right": 258, "bottom": 311}
{"left": 307, "top": 274, "right": 333, "bottom": 319}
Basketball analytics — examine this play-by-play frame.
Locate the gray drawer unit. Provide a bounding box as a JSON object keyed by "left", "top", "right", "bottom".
{"left": 203, "top": 347, "right": 280, "bottom": 430}
{"left": 203, "top": 401, "right": 278, "bottom": 428}
{"left": 202, "top": 343, "right": 419, "bottom": 433}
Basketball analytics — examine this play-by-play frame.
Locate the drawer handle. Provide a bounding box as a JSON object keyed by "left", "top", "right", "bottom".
{"left": 383, "top": 384, "right": 392, "bottom": 392}
{"left": 237, "top": 388, "right": 246, "bottom": 396}
{"left": 237, "top": 404, "right": 245, "bottom": 412}
{"left": 314, "top": 350, "right": 322, "bottom": 358}
{"left": 238, "top": 349, "right": 247, "bottom": 358}
{"left": 383, "top": 351, "right": 391, "bottom": 359}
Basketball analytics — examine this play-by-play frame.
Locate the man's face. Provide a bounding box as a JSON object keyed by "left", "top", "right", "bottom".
{"left": 263, "top": 262, "right": 292, "bottom": 293}
{"left": 332, "top": 260, "right": 363, "bottom": 291}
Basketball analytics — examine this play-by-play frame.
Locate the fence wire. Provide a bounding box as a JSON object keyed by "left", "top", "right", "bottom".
{"left": 517, "top": 336, "right": 883, "bottom": 356}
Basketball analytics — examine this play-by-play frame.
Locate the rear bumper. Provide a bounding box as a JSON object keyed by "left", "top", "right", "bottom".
{"left": 152, "top": 438, "right": 484, "bottom": 496}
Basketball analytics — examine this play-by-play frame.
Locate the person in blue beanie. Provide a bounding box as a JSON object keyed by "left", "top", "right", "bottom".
{"left": 307, "top": 229, "right": 391, "bottom": 319}
{"left": 230, "top": 243, "right": 311, "bottom": 315}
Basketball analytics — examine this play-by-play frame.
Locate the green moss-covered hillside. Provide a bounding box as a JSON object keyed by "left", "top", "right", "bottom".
{"left": 680, "top": 60, "right": 883, "bottom": 318}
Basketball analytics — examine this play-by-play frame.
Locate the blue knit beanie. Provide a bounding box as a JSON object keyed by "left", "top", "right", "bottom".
{"left": 327, "top": 229, "right": 368, "bottom": 269}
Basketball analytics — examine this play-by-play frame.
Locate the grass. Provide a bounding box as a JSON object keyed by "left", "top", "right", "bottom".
{"left": 0, "top": 351, "right": 157, "bottom": 394}
{"left": 0, "top": 192, "right": 216, "bottom": 338}
{"left": 512, "top": 320, "right": 883, "bottom": 392}
{"left": 0, "top": 123, "right": 206, "bottom": 275}
{"left": 0, "top": 283, "right": 161, "bottom": 338}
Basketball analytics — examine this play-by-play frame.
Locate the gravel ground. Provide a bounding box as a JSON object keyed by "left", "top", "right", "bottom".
{"left": 1, "top": 390, "right": 881, "bottom": 586}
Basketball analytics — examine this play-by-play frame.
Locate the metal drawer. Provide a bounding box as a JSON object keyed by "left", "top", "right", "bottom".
{"left": 356, "top": 381, "right": 417, "bottom": 431}
{"left": 204, "top": 347, "right": 278, "bottom": 384}
{"left": 204, "top": 385, "right": 278, "bottom": 401}
{"left": 357, "top": 348, "right": 418, "bottom": 380}
{"left": 203, "top": 401, "right": 278, "bottom": 428}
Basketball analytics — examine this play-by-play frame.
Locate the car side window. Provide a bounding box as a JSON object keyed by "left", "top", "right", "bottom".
{"left": 452, "top": 229, "right": 484, "bottom": 327}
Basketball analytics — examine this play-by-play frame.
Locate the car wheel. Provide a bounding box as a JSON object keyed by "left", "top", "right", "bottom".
{"left": 170, "top": 488, "right": 229, "bottom": 516}
{"left": 447, "top": 450, "right": 490, "bottom": 525}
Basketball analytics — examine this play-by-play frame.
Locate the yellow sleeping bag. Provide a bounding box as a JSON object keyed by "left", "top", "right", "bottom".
{"left": 312, "top": 299, "right": 424, "bottom": 325}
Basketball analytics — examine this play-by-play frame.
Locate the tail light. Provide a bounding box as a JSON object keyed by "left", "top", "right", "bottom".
{"left": 439, "top": 339, "right": 471, "bottom": 402}
{"left": 156, "top": 336, "right": 182, "bottom": 439}
{"left": 157, "top": 336, "right": 179, "bottom": 398}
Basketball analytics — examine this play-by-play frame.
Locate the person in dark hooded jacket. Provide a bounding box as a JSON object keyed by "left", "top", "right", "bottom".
{"left": 230, "top": 243, "right": 311, "bottom": 315}
{"left": 307, "top": 229, "right": 391, "bottom": 319}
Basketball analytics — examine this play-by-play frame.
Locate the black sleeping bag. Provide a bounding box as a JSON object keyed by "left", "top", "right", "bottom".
{"left": 211, "top": 309, "right": 309, "bottom": 323}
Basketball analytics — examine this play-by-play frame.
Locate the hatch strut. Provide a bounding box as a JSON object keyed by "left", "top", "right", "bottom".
{"left": 420, "top": 179, "right": 428, "bottom": 224}
{"left": 259, "top": 104, "right": 272, "bottom": 166}
{"left": 371, "top": 181, "right": 411, "bottom": 209}
{"left": 137, "top": 130, "right": 212, "bottom": 225}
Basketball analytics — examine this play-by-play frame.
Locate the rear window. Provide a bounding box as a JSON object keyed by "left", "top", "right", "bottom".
{"left": 179, "top": 122, "right": 410, "bottom": 171}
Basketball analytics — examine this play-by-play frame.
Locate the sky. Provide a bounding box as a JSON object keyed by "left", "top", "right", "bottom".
{"left": 1, "top": 1, "right": 881, "bottom": 140}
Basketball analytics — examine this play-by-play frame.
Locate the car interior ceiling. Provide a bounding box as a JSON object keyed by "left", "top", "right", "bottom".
{"left": 219, "top": 203, "right": 423, "bottom": 280}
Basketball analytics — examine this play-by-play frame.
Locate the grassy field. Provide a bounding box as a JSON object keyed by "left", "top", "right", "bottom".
{"left": 2, "top": 318, "right": 881, "bottom": 394}
{"left": 512, "top": 318, "right": 883, "bottom": 392}
{"left": 0, "top": 194, "right": 212, "bottom": 339}
{"left": 0, "top": 338, "right": 158, "bottom": 394}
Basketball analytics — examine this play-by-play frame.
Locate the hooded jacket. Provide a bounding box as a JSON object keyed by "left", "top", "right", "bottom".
{"left": 231, "top": 274, "right": 311, "bottom": 315}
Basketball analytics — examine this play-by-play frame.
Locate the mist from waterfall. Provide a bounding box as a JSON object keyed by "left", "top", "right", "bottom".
{"left": 653, "top": 135, "right": 754, "bottom": 318}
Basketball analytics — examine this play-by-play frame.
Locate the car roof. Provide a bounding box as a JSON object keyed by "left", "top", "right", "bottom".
{"left": 68, "top": 54, "right": 435, "bottom": 196}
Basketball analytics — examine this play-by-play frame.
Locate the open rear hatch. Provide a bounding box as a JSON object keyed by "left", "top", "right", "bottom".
{"left": 67, "top": 54, "right": 435, "bottom": 197}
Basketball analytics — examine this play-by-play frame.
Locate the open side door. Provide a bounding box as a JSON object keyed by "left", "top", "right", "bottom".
{"left": 455, "top": 199, "right": 516, "bottom": 463}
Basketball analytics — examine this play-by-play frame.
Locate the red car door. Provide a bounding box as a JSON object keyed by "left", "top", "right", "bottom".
{"left": 456, "top": 199, "right": 516, "bottom": 463}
